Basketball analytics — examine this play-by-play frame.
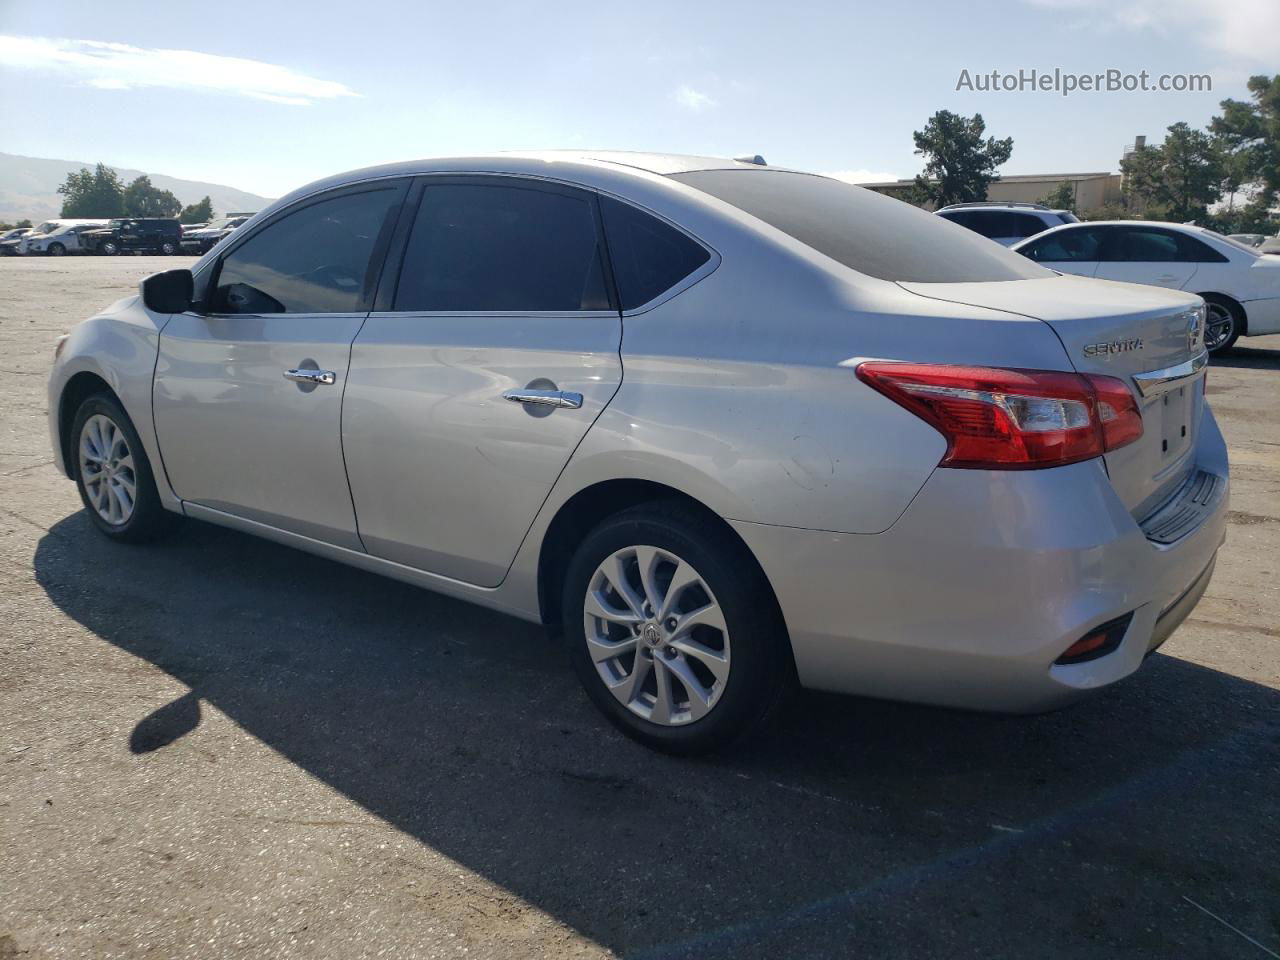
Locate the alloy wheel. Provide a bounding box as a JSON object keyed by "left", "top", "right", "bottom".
{"left": 79, "top": 414, "right": 136, "bottom": 526}
{"left": 1204, "top": 302, "right": 1235, "bottom": 351}
{"left": 583, "top": 545, "right": 731, "bottom": 726}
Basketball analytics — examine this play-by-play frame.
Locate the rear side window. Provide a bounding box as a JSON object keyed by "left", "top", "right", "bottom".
{"left": 673, "top": 170, "right": 1051, "bottom": 283}
{"left": 213, "top": 186, "right": 400, "bottom": 314}
{"left": 395, "top": 181, "right": 610, "bottom": 312}
{"left": 1103, "top": 228, "right": 1181, "bottom": 262}
{"left": 600, "top": 196, "right": 710, "bottom": 309}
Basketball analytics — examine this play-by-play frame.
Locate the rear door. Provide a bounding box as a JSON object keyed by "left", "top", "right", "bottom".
{"left": 1094, "top": 226, "right": 1199, "bottom": 289}
{"left": 342, "top": 175, "right": 623, "bottom": 587}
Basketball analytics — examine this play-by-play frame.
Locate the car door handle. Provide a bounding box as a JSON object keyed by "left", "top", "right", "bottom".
{"left": 502, "top": 389, "right": 583, "bottom": 409}
{"left": 1156, "top": 274, "right": 1179, "bottom": 283}
{"left": 283, "top": 368, "right": 337, "bottom": 385}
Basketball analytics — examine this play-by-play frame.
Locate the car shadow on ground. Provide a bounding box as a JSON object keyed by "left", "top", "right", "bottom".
{"left": 33, "top": 512, "right": 1280, "bottom": 959}
{"left": 1211, "top": 343, "right": 1280, "bottom": 370}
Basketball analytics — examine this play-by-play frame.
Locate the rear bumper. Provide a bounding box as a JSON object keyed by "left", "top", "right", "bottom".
{"left": 732, "top": 407, "right": 1229, "bottom": 713}
{"left": 1242, "top": 296, "right": 1280, "bottom": 336}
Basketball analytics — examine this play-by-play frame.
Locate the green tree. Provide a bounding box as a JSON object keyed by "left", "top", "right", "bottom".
{"left": 1037, "top": 181, "right": 1077, "bottom": 212}
{"left": 911, "top": 110, "right": 1013, "bottom": 207}
{"left": 57, "top": 163, "right": 125, "bottom": 217}
{"left": 179, "top": 196, "right": 214, "bottom": 224}
{"left": 123, "top": 175, "right": 182, "bottom": 218}
{"left": 1210, "top": 74, "right": 1280, "bottom": 232}
{"left": 1118, "top": 123, "right": 1223, "bottom": 222}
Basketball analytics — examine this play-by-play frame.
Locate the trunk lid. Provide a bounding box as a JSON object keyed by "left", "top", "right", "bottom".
{"left": 898, "top": 274, "right": 1206, "bottom": 517}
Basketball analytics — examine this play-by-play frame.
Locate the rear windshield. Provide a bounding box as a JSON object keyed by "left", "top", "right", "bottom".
{"left": 669, "top": 169, "right": 1052, "bottom": 283}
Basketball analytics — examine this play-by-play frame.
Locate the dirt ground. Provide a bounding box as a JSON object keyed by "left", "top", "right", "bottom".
{"left": 1, "top": 255, "right": 1277, "bottom": 959}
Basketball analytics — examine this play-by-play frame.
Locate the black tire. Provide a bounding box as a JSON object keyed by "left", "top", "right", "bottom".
{"left": 47, "top": 242, "right": 65, "bottom": 257}
{"left": 70, "top": 393, "right": 179, "bottom": 543}
{"left": 160, "top": 240, "right": 178, "bottom": 255}
{"left": 1202, "top": 294, "right": 1242, "bottom": 355}
{"left": 101, "top": 241, "right": 119, "bottom": 256}
{"left": 561, "top": 501, "right": 794, "bottom": 755}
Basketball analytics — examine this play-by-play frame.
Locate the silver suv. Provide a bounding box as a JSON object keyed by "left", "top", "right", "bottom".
{"left": 48, "top": 153, "right": 1226, "bottom": 754}
{"left": 936, "top": 202, "right": 1078, "bottom": 246}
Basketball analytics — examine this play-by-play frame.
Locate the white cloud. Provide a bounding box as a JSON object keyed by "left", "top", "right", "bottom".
{"left": 674, "top": 85, "right": 717, "bottom": 112}
{"left": 0, "top": 35, "right": 358, "bottom": 106}
{"left": 824, "top": 169, "right": 902, "bottom": 184}
{"left": 1023, "top": 0, "right": 1280, "bottom": 63}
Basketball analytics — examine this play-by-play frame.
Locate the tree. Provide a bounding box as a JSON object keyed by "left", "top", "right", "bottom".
{"left": 911, "top": 111, "right": 1013, "bottom": 207}
{"left": 1210, "top": 74, "right": 1280, "bottom": 232}
{"left": 57, "top": 163, "right": 124, "bottom": 217}
{"left": 123, "top": 175, "right": 182, "bottom": 218}
{"left": 1037, "top": 181, "right": 1077, "bottom": 212}
{"left": 179, "top": 196, "right": 214, "bottom": 224}
{"left": 1159, "top": 122, "right": 1223, "bottom": 223}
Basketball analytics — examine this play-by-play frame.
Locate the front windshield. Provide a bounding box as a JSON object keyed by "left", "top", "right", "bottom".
{"left": 33, "top": 221, "right": 58, "bottom": 235}
{"left": 206, "top": 218, "right": 236, "bottom": 229}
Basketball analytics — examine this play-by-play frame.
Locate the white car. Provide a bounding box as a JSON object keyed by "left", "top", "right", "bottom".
{"left": 936, "top": 202, "right": 1079, "bottom": 246}
{"left": 18, "top": 219, "right": 111, "bottom": 256}
{"left": 1014, "top": 221, "right": 1280, "bottom": 353}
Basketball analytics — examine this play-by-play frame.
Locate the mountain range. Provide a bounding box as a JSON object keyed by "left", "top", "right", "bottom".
{"left": 0, "top": 152, "right": 274, "bottom": 223}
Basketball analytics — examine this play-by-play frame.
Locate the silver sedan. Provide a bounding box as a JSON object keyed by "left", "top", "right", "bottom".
{"left": 48, "top": 152, "right": 1228, "bottom": 754}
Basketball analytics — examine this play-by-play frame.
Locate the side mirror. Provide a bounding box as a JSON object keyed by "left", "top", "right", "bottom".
{"left": 140, "top": 269, "right": 193, "bottom": 314}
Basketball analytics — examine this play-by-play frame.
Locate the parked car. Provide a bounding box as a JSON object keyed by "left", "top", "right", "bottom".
{"left": 1227, "top": 233, "right": 1266, "bottom": 248}
{"left": 180, "top": 216, "right": 252, "bottom": 253}
{"left": 1014, "top": 220, "right": 1280, "bottom": 353}
{"left": 18, "top": 220, "right": 111, "bottom": 256}
{"left": 936, "top": 202, "right": 1079, "bottom": 246}
{"left": 1259, "top": 237, "right": 1280, "bottom": 256}
{"left": 82, "top": 218, "right": 184, "bottom": 256}
{"left": 0, "top": 227, "right": 31, "bottom": 255}
{"left": 49, "top": 153, "right": 1227, "bottom": 754}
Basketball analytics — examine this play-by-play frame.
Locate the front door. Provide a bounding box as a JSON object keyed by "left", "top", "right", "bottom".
{"left": 342, "top": 176, "right": 623, "bottom": 586}
{"left": 153, "top": 180, "right": 407, "bottom": 549}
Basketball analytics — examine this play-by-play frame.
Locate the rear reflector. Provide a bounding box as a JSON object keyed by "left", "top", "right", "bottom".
{"left": 1055, "top": 614, "right": 1133, "bottom": 665}
{"left": 856, "top": 362, "right": 1143, "bottom": 469}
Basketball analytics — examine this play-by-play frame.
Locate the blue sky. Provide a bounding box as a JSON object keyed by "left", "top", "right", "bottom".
{"left": 1, "top": 0, "right": 1276, "bottom": 198}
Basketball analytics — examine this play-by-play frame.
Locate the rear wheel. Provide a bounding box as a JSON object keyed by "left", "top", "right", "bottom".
{"left": 71, "top": 394, "right": 178, "bottom": 542}
{"left": 562, "top": 501, "right": 792, "bottom": 755}
{"left": 1203, "top": 295, "right": 1242, "bottom": 354}
{"left": 101, "top": 241, "right": 119, "bottom": 256}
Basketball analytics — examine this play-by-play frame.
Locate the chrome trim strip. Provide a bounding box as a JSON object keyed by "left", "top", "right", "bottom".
{"left": 1132, "top": 351, "right": 1208, "bottom": 397}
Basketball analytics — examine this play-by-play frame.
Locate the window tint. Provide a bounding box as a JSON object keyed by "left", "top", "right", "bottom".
{"left": 1009, "top": 212, "right": 1048, "bottom": 238}
{"left": 394, "top": 182, "right": 609, "bottom": 312}
{"left": 213, "top": 187, "right": 399, "bottom": 314}
{"left": 672, "top": 171, "right": 1050, "bottom": 283}
{"left": 1020, "top": 227, "right": 1104, "bottom": 263}
{"left": 1177, "top": 233, "right": 1231, "bottom": 263}
{"left": 600, "top": 196, "right": 710, "bottom": 309}
{"left": 1104, "top": 228, "right": 1181, "bottom": 262}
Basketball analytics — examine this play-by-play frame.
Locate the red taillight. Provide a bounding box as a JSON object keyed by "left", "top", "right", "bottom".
{"left": 856, "top": 362, "right": 1143, "bottom": 469}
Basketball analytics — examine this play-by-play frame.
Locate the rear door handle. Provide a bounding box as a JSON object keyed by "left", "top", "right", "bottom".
{"left": 284, "top": 368, "right": 337, "bottom": 385}
{"left": 502, "top": 389, "right": 583, "bottom": 409}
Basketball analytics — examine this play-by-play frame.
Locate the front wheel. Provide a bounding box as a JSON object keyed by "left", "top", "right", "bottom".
{"left": 46, "top": 243, "right": 65, "bottom": 257}
{"left": 101, "top": 241, "right": 119, "bottom": 256}
{"left": 71, "top": 394, "right": 178, "bottom": 542}
{"left": 160, "top": 240, "right": 178, "bottom": 255}
{"left": 1203, "top": 296, "right": 1242, "bottom": 354}
{"left": 561, "top": 502, "right": 793, "bottom": 755}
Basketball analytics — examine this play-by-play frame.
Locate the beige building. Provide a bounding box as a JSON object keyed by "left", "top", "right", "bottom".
{"left": 863, "top": 171, "right": 1122, "bottom": 214}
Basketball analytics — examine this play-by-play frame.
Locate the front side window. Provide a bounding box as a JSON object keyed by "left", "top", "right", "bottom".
{"left": 1020, "top": 227, "right": 1104, "bottom": 262}
{"left": 394, "top": 181, "right": 609, "bottom": 312}
{"left": 213, "top": 187, "right": 400, "bottom": 315}
{"left": 672, "top": 171, "right": 1051, "bottom": 283}
{"left": 600, "top": 196, "right": 710, "bottom": 310}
